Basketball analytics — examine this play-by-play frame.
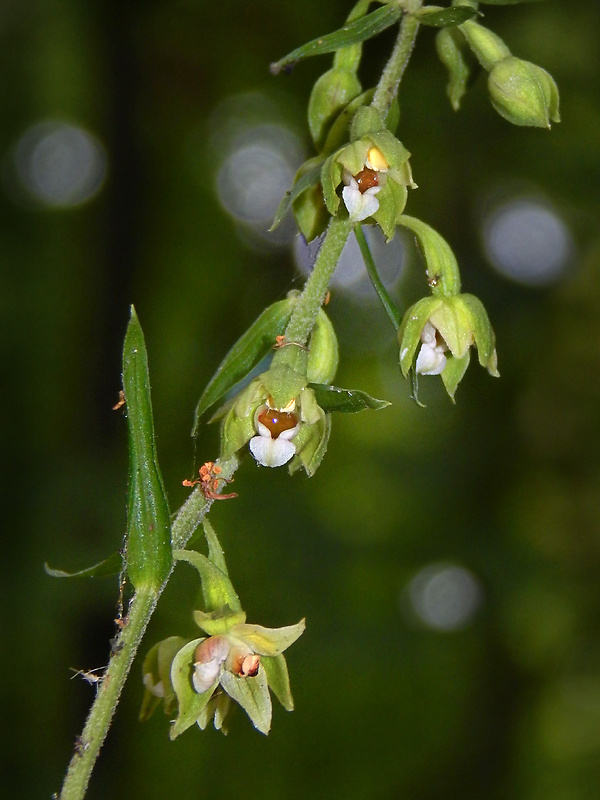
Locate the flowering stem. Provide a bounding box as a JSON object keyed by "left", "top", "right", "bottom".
{"left": 371, "top": 1, "right": 422, "bottom": 116}
{"left": 354, "top": 225, "right": 403, "bottom": 330}
{"left": 58, "top": 455, "right": 239, "bottom": 800}
{"left": 273, "top": 216, "right": 352, "bottom": 371}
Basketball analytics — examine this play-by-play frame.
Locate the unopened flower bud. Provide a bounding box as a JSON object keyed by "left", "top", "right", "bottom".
{"left": 308, "top": 67, "right": 362, "bottom": 150}
{"left": 488, "top": 57, "right": 560, "bottom": 128}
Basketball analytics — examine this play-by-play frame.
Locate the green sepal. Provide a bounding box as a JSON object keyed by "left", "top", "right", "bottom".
{"left": 289, "top": 410, "right": 330, "bottom": 477}
{"left": 270, "top": 159, "right": 323, "bottom": 232}
{"left": 417, "top": 5, "right": 480, "bottom": 26}
{"left": 262, "top": 654, "right": 294, "bottom": 711}
{"left": 44, "top": 550, "right": 123, "bottom": 579}
{"left": 194, "top": 608, "right": 247, "bottom": 636}
{"left": 308, "top": 68, "right": 362, "bottom": 150}
{"left": 398, "top": 296, "right": 444, "bottom": 376}
{"left": 220, "top": 399, "right": 261, "bottom": 459}
{"left": 170, "top": 638, "right": 218, "bottom": 740}
{"left": 373, "top": 180, "right": 408, "bottom": 241}
{"left": 310, "top": 383, "right": 391, "bottom": 412}
{"left": 140, "top": 635, "right": 187, "bottom": 721}
{"left": 232, "top": 619, "right": 306, "bottom": 657}
{"left": 321, "top": 89, "right": 400, "bottom": 155}
{"left": 260, "top": 364, "right": 307, "bottom": 410}
{"left": 269, "top": 4, "right": 402, "bottom": 75}
{"left": 397, "top": 215, "right": 462, "bottom": 297}
{"left": 453, "top": 293, "right": 499, "bottom": 374}
{"left": 436, "top": 26, "right": 479, "bottom": 111}
{"left": 350, "top": 106, "right": 386, "bottom": 139}
{"left": 174, "top": 549, "right": 243, "bottom": 615}
{"left": 220, "top": 666, "right": 272, "bottom": 735}
{"left": 192, "top": 295, "right": 299, "bottom": 435}
{"left": 306, "top": 308, "right": 339, "bottom": 385}
{"left": 122, "top": 307, "right": 172, "bottom": 590}
{"left": 441, "top": 351, "right": 471, "bottom": 401}
{"left": 321, "top": 153, "right": 344, "bottom": 216}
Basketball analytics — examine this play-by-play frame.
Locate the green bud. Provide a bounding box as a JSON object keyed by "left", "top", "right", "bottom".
{"left": 459, "top": 20, "right": 511, "bottom": 71}
{"left": 308, "top": 67, "right": 362, "bottom": 150}
{"left": 398, "top": 293, "right": 498, "bottom": 400}
{"left": 488, "top": 57, "right": 560, "bottom": 128}
{"left": 306, "top": 308, "right": 339, "bottom": 384}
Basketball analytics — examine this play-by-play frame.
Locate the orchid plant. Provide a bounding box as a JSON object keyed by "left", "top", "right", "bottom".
{"left": 50, "top": 1, "right": 559, "bottom": 797}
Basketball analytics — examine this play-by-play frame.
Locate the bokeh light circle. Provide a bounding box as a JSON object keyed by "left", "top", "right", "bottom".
{"left": 406, "top": 562, "right": 483, "bottom": 631}
{"left": 482, "top": 197, "right": 574, "bottom": 286}
{"left": 14, "top": 120, "right": 107, "bottom": 207}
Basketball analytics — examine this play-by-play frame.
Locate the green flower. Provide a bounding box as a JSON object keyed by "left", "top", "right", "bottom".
{"left": 398, "top": 294, "right": 499, "bottom": 399}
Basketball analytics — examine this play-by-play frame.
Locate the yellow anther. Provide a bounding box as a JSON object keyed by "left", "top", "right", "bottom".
{"left": 366, "top": 146, "right": 389, "bottom": 172}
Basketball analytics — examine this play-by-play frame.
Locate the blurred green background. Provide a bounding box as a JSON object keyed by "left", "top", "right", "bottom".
{"left": 6, "top": 0, "right": 600, "bottom": 797}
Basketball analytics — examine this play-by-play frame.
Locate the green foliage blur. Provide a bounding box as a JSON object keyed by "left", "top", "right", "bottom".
{"left": 6, "top": 1, "right": 600, "bottom": 797}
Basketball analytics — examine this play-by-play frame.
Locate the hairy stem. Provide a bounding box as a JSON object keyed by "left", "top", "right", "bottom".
{"left": 371, "top": 2, "right": 422, "bottom": 116}
{"left": 58, "top": 455, "right": 239, "bottom": 800}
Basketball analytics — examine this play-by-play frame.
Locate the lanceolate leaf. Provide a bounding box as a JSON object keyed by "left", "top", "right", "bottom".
{"left": 417, "top": 5, "right": 479, "bottom": 27}
{"left": 310, "top": 383, "right": 391, "bottom": 413}
{"left": 44, "top": 551, "right": 123, "bottom": 579}
{"left": 270, "top": 5, "right": 402, "bottom": 75}
{"left": 123, "top": 307, "right": 172, "bottom": 590}
{"left": 192, "top": 296, "right": 298, "bottom": 436}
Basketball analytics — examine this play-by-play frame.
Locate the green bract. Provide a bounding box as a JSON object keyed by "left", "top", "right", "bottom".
{"left": 398, "top": 294, "right": 499, "bottom": 400}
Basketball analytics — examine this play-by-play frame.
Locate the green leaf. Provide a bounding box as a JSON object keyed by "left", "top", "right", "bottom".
{"left": 122, "top": 307, "right": 172, "bottom": 590}
{"left": 192, "top": 297, "right": 298, "bottom": 436}
{"left": 417, "top": 5, "right": 479, "bottom": 26}
{"left": 44, "top": 550, "right": 123, "bottom": 579}
{"left": 270, "top": 161, "right": 323, "bottom": 231}
{"left": 170, "top": 638, "right": 218, "bottom": 739}
{"left": 220, "top": 666, "right": 272, "bottom": 735}
{"left": 310, "top": 383, "right": 391, "bottom": 412}
{"left": 270, "top": 5, "right": 402, "bottom": 75}
{"left": 174, "top": 549, "right": 243, "bottom": 615}
{"left": 262, "top": 654, "right": 294, "bottom": 711}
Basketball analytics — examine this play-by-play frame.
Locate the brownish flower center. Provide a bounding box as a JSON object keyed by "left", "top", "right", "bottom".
{"left": 258, "top": 408, "right": 298, "bottom": 439}
{"left": 354, "top": 167, "right": 379, "bottom": 193}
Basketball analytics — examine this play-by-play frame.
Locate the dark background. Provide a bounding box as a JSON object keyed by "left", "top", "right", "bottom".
{"left": 5, "top": 1, "right": 600, "bottom": 798}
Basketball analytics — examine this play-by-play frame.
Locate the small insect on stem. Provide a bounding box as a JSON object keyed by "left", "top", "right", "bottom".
{"left": 273, "top": 335, "right": 309, "bottom": 351}
{"left": 182, "top": 461, "right": 238, "bottom": 500}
